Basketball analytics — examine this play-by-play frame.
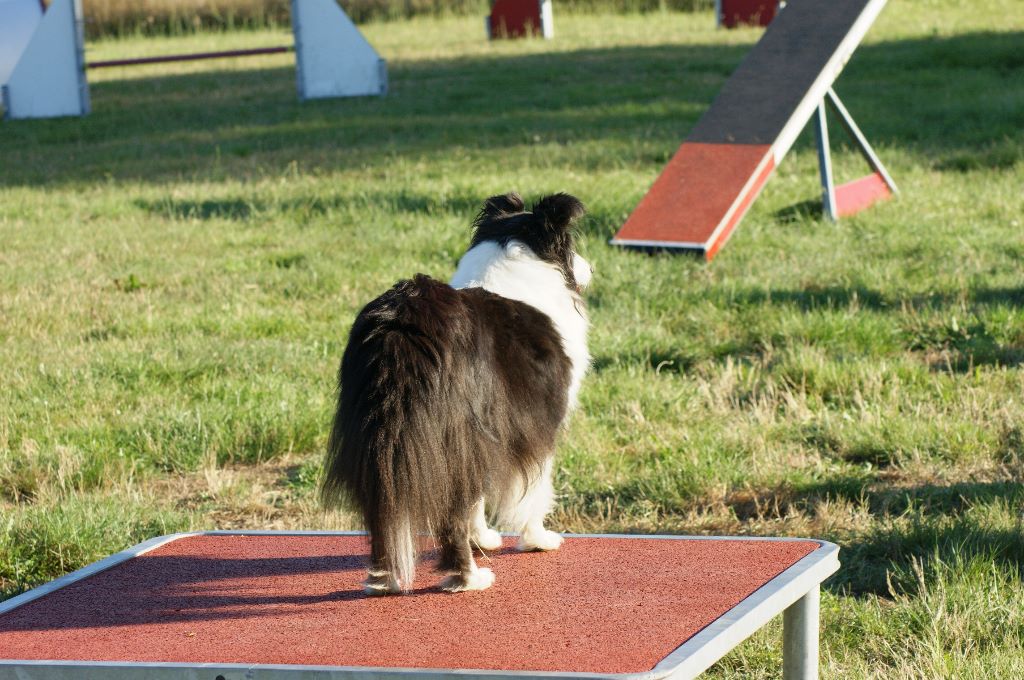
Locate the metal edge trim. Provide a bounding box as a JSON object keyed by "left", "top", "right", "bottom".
{"left": 650, "top": 544, "right": 840, "bottom": 679}
{"left": 700, "top": 147, "right": 775, "bottom": 255}
{"left": 0, "top": 660, "right": 622, "bottom": 680}
{"left": 0, "top": 532, "right": 200, "bottom": 615}
{"left": 607, "top": 238, "right": 708, "bottom": 251}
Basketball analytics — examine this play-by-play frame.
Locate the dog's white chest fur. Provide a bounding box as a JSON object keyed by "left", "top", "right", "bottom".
{"left": 451, "top": 240, "right": 590, "bottom": 410}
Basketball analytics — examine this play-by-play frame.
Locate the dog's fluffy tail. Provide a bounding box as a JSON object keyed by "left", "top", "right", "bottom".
{"left": 321, "top": 275, "right": 469, "bottom": 591}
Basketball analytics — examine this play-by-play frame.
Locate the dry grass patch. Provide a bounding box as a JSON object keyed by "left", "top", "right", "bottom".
{"left": 148, "top": 453, "right": 358, "bottom": 531}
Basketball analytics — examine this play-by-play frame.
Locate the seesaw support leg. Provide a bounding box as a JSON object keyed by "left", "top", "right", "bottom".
{"left": 814, "top": 103, "right": 838, "bottom": 222}
{"left": 783, "top": 585, "right": 819, "bottom": 680}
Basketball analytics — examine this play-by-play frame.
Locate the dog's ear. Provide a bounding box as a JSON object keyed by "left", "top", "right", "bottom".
{"left": 531, "top": 193, "right": 585, "bottom": 232}
{"left": 478, "top": 192, "right": 525, "bottom": 222}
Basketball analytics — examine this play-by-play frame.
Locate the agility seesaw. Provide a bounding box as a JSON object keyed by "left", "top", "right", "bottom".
{"left": 611, "top": 0, "right": 898, "bottom": 260}
{"left": 1, "top": 531, "right": 838, "bottom": 679}
{"left": 1, "top": 0, "right": 386, "bottom": 120}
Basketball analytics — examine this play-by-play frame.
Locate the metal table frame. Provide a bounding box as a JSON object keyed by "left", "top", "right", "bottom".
{"left": 0, "top": 532, "right": 840, "bottom": 680}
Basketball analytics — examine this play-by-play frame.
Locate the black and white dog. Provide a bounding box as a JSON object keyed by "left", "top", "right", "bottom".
{"left": 322, "top": 192, "right": 590, "bottom": 594}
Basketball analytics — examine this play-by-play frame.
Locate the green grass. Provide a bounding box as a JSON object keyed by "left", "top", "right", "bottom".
{"left": 2, "top": 1, "right": 1024, "bottom": 676}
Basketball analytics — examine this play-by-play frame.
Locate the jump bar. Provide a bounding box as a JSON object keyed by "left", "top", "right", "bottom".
{"left": 612, "top": 0, "right": 889, "bottom": 259}
{"left": 0, "top": 531, "right": 839, "bottom": 680}
{"left": 87, "top": 46, "right": 293, "bottom": 69}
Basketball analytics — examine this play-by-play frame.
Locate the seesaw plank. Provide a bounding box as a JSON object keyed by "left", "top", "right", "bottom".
{"left": 612, "top": 0, "right": 889, "bottom": 259}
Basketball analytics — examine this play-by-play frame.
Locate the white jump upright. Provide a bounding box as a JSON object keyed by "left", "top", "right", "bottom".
{"left": 2, "top": 0, "right": 89, "bottom": 119}
{"left": 2, "top": 0, "right": 385, "bottom": 120}
{"left": 291, "top": 0, "right": 387, "bottom": 99}
{"left": 0, "top": 0, "right": 43, "bottom": 85}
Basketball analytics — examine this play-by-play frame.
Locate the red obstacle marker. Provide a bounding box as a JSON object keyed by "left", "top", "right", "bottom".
{"left": 717, "top": 0, "right": 780, "bottom": 28}
{"left": 487, "top": 0, "right": 553, "bottom": 39}
{"left": 612, "top": 0, "right": 898, "bottom": 260}
{"left": 0, "top": 532, "right": 838, "bottom": 679}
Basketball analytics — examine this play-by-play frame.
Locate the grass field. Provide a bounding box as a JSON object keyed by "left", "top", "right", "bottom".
{"left": 2, "top": 1, "right": 1023, "bottom": 676}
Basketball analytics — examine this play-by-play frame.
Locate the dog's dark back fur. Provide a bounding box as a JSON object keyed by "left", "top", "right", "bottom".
{"left": 322, "top": 194, "right": 582, "bottom": 588}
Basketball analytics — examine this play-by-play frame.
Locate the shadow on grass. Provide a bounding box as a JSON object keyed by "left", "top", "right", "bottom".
{"left": 143, "top": 197, "right": 258, "bottom": 220}
{"left": 904, "top": 314, "right": 1024, "bottom": 372}
{"left": 724, "top": 285, "right": 892, "bottom": 311}
{"left": 592, "top": 276, "right": 1024, "bottom": 373}
{"left": 725, "top": 476, "right": 1024, "bottom": 596}
{"left": 562, "top": 473, "right": 1023, "bottom": 598}
{"left": 837, "top": 518, "right": 1024, "bottom": 597}
{"left": 1, "top": 31, "right": 1021, "bottom": 192}
{"left": 592, "top": 346, "right": 699, "bottom": 374}
{"left": 805, "top": 478, "right": 1022, "bottom": 519}
{"left": 134, "top": 185, "right": 490, "bottom": 222}
{"left": 709, "top": 285, "right": 1024, "bottom": 314}
{"left": 717, "top": 476, "right": 1024, "bottom": 524}
{"left": 772, "top": 198, "right": 826, "bottom": 223}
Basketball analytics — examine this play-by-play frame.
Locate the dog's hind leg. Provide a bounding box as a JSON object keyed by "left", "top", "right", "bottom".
{"left": 471, "top": 498, "right": 502, "bottom": 551}
{"left": 438, "top": 518, "right": 495, "bottom": 592}
{"left": 364, "top": 531, "right": 403, "bottom": 596}
{"left": 516, "top": 457, "right": 564, "bottom": 552}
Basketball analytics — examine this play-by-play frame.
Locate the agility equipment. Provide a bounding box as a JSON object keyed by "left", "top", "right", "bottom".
{"left": 611, "top": 0, "right": 897, "bottom": 260}
{"left": 1, "top": 531, "right": 838, "bottom": 679}
{"left": 87, "top": 46, "right": 293, "bottom": 69}
{"left": 716, "top": 0, "right": 780, "bottom": 28}
{"left": 291, "top": 0, "right": 388, "bottom": 100}
{"left": 1, "top": 0, "right": 89, "bottom": 118}
{"left": 486, "top": 0, "right": 553, "bottom": 39}
{"left": 2, "top": 0, "right": 386, "bottom": 120}
{"left": 0, "top": 0, "right": 45, "bottom": 86}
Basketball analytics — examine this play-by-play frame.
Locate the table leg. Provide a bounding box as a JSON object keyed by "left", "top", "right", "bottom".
{"left": 783, "top": 585, "right": 820, "bottom": 680}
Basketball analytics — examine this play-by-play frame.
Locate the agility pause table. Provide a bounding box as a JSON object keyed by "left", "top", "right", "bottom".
{"left": 0, "top": 532, "right": 839, "bottom": 680}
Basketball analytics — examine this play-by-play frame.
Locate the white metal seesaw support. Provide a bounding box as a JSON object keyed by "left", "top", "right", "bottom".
{"left": 814, "top": 87, "right": 899, "bottom": 221}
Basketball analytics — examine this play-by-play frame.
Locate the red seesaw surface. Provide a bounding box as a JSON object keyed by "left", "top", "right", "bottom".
{"left": 613, "top": 142, "right": 775, "bottom": 259}
{"left": 0, "top": 534, "right": 817, "bottom": 674}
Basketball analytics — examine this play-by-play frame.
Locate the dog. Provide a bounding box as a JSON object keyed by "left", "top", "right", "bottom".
{"left": 321, "top": 192, "right": 591, "bottom": 594}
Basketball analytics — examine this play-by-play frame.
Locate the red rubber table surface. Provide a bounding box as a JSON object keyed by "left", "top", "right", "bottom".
{"left": 0, "top": 534, "right": 818, "bottom": 674}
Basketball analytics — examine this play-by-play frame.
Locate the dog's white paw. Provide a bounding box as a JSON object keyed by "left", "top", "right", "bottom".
{"left": 364, "top": 570, "right": 402, "bottom": 596}
{"left": 518, "top": 529, "right": 563, "bottom": 552}
{"left": 474, "top": 528, "right": 503, "bottom": 551}
{"left": 441, "top": 567, "right": 495, "bottom": 592}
